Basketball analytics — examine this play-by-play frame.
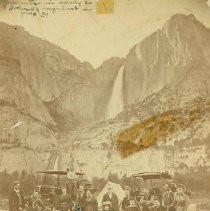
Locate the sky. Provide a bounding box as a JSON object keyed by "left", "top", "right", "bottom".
{"left": 0, "top": 0, "right": 210, "bottom": 68}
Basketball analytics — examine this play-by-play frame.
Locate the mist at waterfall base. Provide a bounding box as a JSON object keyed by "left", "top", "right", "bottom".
{"left": 106, "top": 65, "right": 124, "bottom": 119}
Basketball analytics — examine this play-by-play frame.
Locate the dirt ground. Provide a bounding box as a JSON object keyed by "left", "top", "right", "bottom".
{"left": 190, "top": 192, "right": 210, "bottom": 211}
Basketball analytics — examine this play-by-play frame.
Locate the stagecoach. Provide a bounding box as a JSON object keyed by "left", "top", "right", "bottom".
{"left": 23, "top": 170, "right": 92, "bottom": 210}
{"left": 129, "top": 171, "right": 174, "bottom": 199}
{"left": 129, "top": 172, "right": 193, "bottom": 210}
{"left": 35, "top": 170, "right": 88, "bottom": 197}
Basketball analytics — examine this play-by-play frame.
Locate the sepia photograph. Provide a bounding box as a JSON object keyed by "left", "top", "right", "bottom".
{"left": 0, "top": 0, "right": 210, "bottom": 210}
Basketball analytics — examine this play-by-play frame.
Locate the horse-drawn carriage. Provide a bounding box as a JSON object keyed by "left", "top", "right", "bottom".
{"left": 26, "top": 170, "right": 91, "bottom": 211}
{"left": 129, "top": 171, "right": 193, "bottom": 210}
{"left": 130, "top": 171, "right": 173, "bottom": 197}
{"left": 35, "top": 170, "right": 88, "bottom": 197}
{"left": 129, "top": 171, "right": 174, "bottom": 209}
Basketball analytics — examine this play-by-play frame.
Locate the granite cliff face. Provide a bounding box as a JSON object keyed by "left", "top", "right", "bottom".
{"left": 0, "top": 22, "right": 125, "bottom": 131}
{"left": 59, "top": 14, "right": 210, "bottom": 177}
{"left": 120, "top": 15, "right": 210, "bottom": 124}
{"left": 0, "top": 55, "right": 57, "bottom": 173}
{"left": 124, "top": 14, "right": 210, "bottom": 106}
{"left": 1, "top": 14, "right": 210, "bottom": 176}
{"left": 0, "top": 23, "right": 93, "bottom": 102}
{"left": 0, "top": 55, "right": 54, "bottom": 125}
{"left": 50, "top": 57, "right": 124, "bottom": 130}
{"left": 0, "top": 21, "right": 124, "bottom": 173}
{"left": 0, "top": 22, "right": 93, "bottom": 130}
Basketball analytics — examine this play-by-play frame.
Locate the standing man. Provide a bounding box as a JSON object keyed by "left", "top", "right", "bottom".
{"left": 60, "top": 188, "right": 74, "bottom": 211}
{"left": 9, "top": 181, "right": 25, "bottom": 211}
{"left": 162, "top": 184, "right": 175, "bottom": 211}
{"left": 84, "top": 189, "right": 98, "bottom": 211}
{"left": 174, "top": 185, "right": 189, "bottom": 211}
{"left": 121, "top": 186, "right": 131, "bottom": 211}
{"left": 76, "top": 184, "right": 87, "bottom": 211}
{"left": 102, "top": 183, "right": 119, "bottom": 211}
{"left": 66, "top": 167, "right": 78, "bottom": 199}
{"left": 29, "top": 191, "right": 46, "bottom": 211}
{"left": 139, "top": 188, "right": 152, "bottom": 211}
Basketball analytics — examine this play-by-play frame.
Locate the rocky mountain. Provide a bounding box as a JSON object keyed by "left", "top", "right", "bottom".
{"left": 0, "top": 23, "right": 93, "bottom": 102}
{"left": 0, "top": 54, "right": 57, "bottom": 173}
{"left": 0, "top": 22, "right": 95, "bottom": 129}
{"left": 115, "top": 14, "right": 210, "bottom": 159}
{"left": 1, "top": 14, "right": 210, "bottom": 177}
{"left": 0, "top": 21, "right": 124, "bottom": 173}
{"left": 0, "top": 23, "right": 124, "bottom": 131}
{"left": 50, "top": 57, "right": 124, "bottom": 130}
{"left": 123, "top": 14, "right": 210, "bottom": 105}
{"left": 57, "top": 14, "right": 210, "bottom": 177}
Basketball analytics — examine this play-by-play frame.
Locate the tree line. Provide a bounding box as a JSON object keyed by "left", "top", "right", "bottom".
{"left": 0, "top": 169, "right": 210, "bottom": 198}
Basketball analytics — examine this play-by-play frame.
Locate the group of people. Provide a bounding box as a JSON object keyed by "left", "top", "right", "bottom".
{"left": 104, "top": 183, "right": 191, "bottom": 211}
{"left": 121, "top": 183, "right": 191, "bottom": 211}
{"left": 8, "top": 172, "right": 192, "bottom": 211}
{"left": 8, "top": 180, "right": 98, "bottom": 211}
{"left": 162, "top": 184, "right": 190, "bottom": 211}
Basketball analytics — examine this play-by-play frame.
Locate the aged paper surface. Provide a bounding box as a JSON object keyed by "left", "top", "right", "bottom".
{"left": 0, "top": 0, "right": 210, "bottom": 210}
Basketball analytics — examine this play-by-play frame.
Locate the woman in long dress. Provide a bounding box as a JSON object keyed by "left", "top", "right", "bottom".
{"left": 84, "top": 189, "right": 98, "bottom": 211}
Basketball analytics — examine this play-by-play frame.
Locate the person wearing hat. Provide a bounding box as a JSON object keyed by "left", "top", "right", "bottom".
{"left": 59, "top": 188, "right": 74, "bottom": 211}
{"left": 139, "top": 188, "right": 152, "bottom": 211}
{"left": 9, "top": 181, "right": 25, "bottom": 211}
{"left": 102, "top": 183, "right": 119, "bottom": 211}
{"left": 75, "top": 184, "right": 87, "bottom": 211}
{"left": 162, "top": 184, "right": 175, "bottom": 211}
{"left": 84, "top": 189, "right": 98, "bottom": 211}
{"left": 125, "top": 198, "right": 139, "bottom": 211}
{"left": 67, "top": 167, "right": 77, "bottom": 180}
{"left": 66, "top": 167, "right": 78, "bottom": 199}
{"left": 121, "top": 186, "right": 131, "bottom": 211}
{"left": 174, "top": 185, "right": 189, "bottom": 211}
{"left": 28, "top": 191, "right": 46, "bottom": 211}
{"left": 102, "top": 201, "right": 112, "bottom": 211}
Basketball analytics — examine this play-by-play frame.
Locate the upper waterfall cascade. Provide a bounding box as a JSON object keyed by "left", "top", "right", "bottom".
{"left": 106, "top": 64, "right": 124, "bottom": 119}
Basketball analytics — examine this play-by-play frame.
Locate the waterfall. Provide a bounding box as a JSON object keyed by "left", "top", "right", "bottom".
{"left": 53, "top": 156, "right": 59, "bottom": 171}
{"left": 106, "top": 64, "right": 124, "bottom": 119}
